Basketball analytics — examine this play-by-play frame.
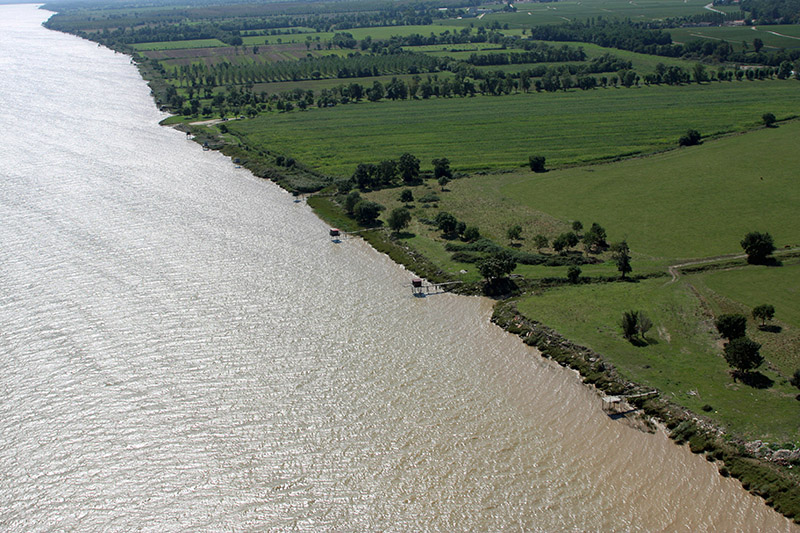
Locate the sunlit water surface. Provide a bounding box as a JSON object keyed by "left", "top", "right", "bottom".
{"left": 0, "top": 5, "right": 796, "bottom": 531}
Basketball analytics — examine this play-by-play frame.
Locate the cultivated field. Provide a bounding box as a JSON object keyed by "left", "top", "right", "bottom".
{"left": 226, "top": 80, "right": 800, "bottom": 177}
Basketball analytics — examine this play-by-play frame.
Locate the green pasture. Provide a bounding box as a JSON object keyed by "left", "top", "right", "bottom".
{"left": 500, "top": 118, "right": 800, "bottom": 262}
{"left": 688, "top": 262, "right": 800, "bottom": 376}
{"left": 132, "top": 39, "right": 226, "bottom": 51}
{"left": 449, "top": 0, "right": 714, "bottom": 28}
{"left": 225, "top": 80, "right": 800, "bottom": 178}
{"left": 700, "top": 263, "right": 800, "bottom": 329}
{"left": 670, "top": 24, "right": 800, "bottom": 51}
{"left": 515, "top": 277, "right": 799, "bottom": 442}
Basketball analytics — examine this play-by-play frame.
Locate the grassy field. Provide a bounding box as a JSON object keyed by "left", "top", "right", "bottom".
{"left": 670, "top": 24, "right": 800, "bottom": 51}
{"left": 448, "top": 0, "right": 715, "bottom": 28}
{"left": 689, "top": 262, "right": 800, "bottom": 375}
{"left": 499, "top": 118, "right": 800, "bottom": 262}
{"left": 226, "top": 80, "right": 800, "bottom": 178}
{"left": 514, "top": 277, "right": 799, "bottom": 442}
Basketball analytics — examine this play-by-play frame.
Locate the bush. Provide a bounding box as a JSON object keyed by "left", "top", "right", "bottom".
{"left": 678, "top": 129, "right": 701, "bottom": 146}
{"left": 450, "top": 251, "right": 482, "bottom": 263}
{"left": 567, "top": 265, "right": 581, "bottom": 283}
{"left": 528, "top": 155, "right": 546, "bottom": 172}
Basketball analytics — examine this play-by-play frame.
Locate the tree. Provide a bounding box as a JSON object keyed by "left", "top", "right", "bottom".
{"left": 753, "top": 38, "right": 764, "bottom": 53}
{"left": 637, "top": 311, "right": 652, "bottom": 338}
{"left": 376, "top": 159, "right": 397, "bottom": 186}
{"left": 621, "top": 310, "right": 652, "bottom": 341}
{"left": 463, "top": 226, "right": 480, "bottom": 242}
{"left": 398, "top": 152, "right": 420, "bottom": 184}
{"left": 567, "top": 265, "right": 581, "bottom": 284}
{"left": 723, "top": 337, "right": 763, "bottom": 376}
{"left": 528, "top": 155, "right": 546, "bottom": 173}
{"left": 367, "top": 80, "right": 384, "bottom": 102}
{"left": 678, "top": 129, "right": 701, "bottom": 147}
{"left": 752, "top": 304, "right": 775, "bottom": 326}
{"left": 344, "top": 190, "right": 361, "bottom": 214}
{"left": 715, "top": 313, "right": 747, "bottom": 341}
{"left": 762, "top": 112, "right": 776, "bottom": 127}
{"left": 740, "top": 231, "right": 775, "bottom": 264}
{"left": 353, "top": 200, "right": 384, "bottom": 225}
{"left": 611, "top": 241, "right": 632, "bottom": 278}
{"left": 571, "top": 220, "right": 583, "bottom": 234}
{"left": 387, "top": 207, "right": 411, "bottom": 232}
{"left": 432, "top": 158, "right": 452, "bottom": 180}
{"left": 438, "top": 175, "right": 450, "bottom": 191}
{"left": 399, "top": 189, "right": 414, "bottom": 203}
{"left": 507, "top": 225, "right": 522, "bottom": 242}
{"left": 534, "top": 234, "right": 548, "bottom": 251}
{"left": 692, "top": 63, "right": 707, "bottom": 83}
{"left": 583, "top": 222, "right": 608, "bottom": 252}
{"left": 435, "top": 211, "right": 458, "bottom": 235}
{"left": 478, "top": 251, "right": 517, "bottom": 280}
{"left": 621, "top": 310, "right": 639, "bottom": 340}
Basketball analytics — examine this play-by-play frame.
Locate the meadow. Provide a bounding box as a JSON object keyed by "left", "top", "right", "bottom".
{"left": 670, "top": 24, "right": 800, "bottom": 51}
{"left": 514, "top": 276, "right": 799, "bottom": 442}
{"left": 226, "top": 80, "right": 800, "bottom": 178}
{"left": 499, "top": 119, "right": 800, "bottom": 261}
{"left": 448, "top": 0, "right": 717, "bottom": 29}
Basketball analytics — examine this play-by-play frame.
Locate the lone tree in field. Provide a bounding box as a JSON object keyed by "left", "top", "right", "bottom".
{"left": 723, "top": 337, "right": 764, "bottom": 379}
{"left": 534, "top": 234, "right": 548, "bottom": 251}
{"left": 620, "top": 310, "right": 652, "bottom": 342}
{"left": 678, "top": 129, "right": 701, "bottom": 147}
{"left": 529, "top": 155, "right": 546, "bottom": 173}
{"left": 741, "top": 231, "right": 775, "bottom": 264}
{"left": 582, "top": 222, "right": 608, "bottom": 253}
{"left": 571, "top": 221, "right": 583, "bottom": 234}
{"left": 752, "top": 304, "right": 775, "bottom": 327}
{"left": 762, "top": 112, "right": 777, "bottom": 127}
{"left": 715, "top": 313, "right": 747, "bottom": 341}
{"left": 399, "top": 189, "right": 414, "bottom": 203}
{"left": 387, "top": 207, "right": 411, "bottom": 233}
{"left": 611, "top": 241, "right": 632, "bottom": 279}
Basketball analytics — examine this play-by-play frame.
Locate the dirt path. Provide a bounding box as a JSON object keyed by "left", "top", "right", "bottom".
{"left": 666, "top": 253, "right": 747, "bottom": 284}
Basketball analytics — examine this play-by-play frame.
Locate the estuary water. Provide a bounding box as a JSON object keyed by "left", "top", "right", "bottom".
{"left": 0, "top": 4, "right": 796, "bottom": 531}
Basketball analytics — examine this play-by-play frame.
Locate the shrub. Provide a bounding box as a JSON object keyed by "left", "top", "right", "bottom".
{"left": 678, "top": 129, "right": 701, "bottom": 146}
{"left": 528, "top": 155, "right": 546, "bottom": 172}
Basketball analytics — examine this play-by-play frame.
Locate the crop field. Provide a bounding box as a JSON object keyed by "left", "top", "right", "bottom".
{"left": 148, "top": 44, "right": 348, "bottom": 68}
{"left": 670, "top": 24, "right": 800, "bottom": 51}
{"left": 226, "top": 80, "right": 800, "bottom": 178}
{"left": 499, "top": 118, "right": 800, "bottom": 262}
{"left": 132, "top": 39, "right": 227, "bottom": 51}
{"left": 514, "top": 277, "right": 799, "bottom": 441}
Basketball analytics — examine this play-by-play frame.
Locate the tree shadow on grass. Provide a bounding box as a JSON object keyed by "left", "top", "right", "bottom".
{"left": 628, "top": 337, "right": 659, "bottom": 347}
{"left": 738, "top": 371, "right": 774, "bottom": 389}
{"left": 758, "top": 324, "right": 782, "bottom": 333}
